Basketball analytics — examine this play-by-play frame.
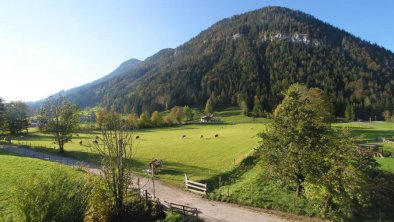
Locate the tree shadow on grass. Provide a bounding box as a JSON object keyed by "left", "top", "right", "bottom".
{"left": 334, "top": 126, "right": 394, "bottom": 141}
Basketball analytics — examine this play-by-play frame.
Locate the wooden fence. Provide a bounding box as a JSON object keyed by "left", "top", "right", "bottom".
{"left": 184, "top": 174, "right": 207, "bottom": 195}
{"left": 140, "top": 189, "right": 153, "bottom": 201}
{"left": 167, "top": 201, "right": 199, "bottom": 218}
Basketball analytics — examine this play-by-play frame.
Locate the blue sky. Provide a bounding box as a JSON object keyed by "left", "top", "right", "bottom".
{"left": 0, "top": 0, "right": 393, "bottom": 102}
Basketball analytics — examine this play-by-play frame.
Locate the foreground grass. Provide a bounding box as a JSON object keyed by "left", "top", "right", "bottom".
{"left": 208, "top": 161, "right": 320, "bottom": 217}
{"left": 0, "top": 150, "right": 85, "bottom": 218}
{"left": 9, "top": 123, "right": 265, "bottom": 186}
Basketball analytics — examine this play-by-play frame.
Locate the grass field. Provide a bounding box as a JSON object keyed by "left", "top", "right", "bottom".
{"left": 9, "top": 123, "right": 266, "bottom": 185}
{"left": 333, "top": 121, "right": 394, "bottom": 173}
{"left": 0, "top": 150, "right": 84, "bottom": 218}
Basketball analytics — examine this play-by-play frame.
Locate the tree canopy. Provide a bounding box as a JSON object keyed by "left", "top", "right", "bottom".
{"left": 258, "top": 84, "right": 377, "bottom": 218}
{"left": 38, "top": 96, "right": 80, "bottom": 153}
{"left": 4, "top": 101, "right": 29, "bottom": 135}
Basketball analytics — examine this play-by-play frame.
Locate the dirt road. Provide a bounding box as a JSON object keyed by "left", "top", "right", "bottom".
{"left": 0, "top": 145, "right": 289, "bottom": 222}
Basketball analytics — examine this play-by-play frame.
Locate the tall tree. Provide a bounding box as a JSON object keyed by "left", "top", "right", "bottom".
{"left": 344, "top": 102, "right": 355, "bottom": 121}
{"left": 139, "top": 112, "right": 150, "bottom": 128}
{"left": 252, "top": 96, "right": 263, "bottom": 117}
{"left": 91, "top": 112, "right": 135, "bottom": 216}
{"left": 240, "top": 101, "right": 248, "bottom": 116}
{"left": 258, "top": 84, "right": 331, "bottom": 198}
{"left": 150, "top": 111, "right": 163, "bottom": 126}
{"left": 4, "top": 101, "right": 29, "bottom": 135}
{"left": 38, "top": 96, "right": 80, "bottom": 153}
{"left": 204, "top": 98, "right": 213, "bottom": 114}
{"left": 304, "top": 128, "right": 368, "bottom": 218}
{"left": 0, "top": 97, "right": 5, "bottom": 131}
{"left": 382, "top": 110, "right": 391, "bottom": 121}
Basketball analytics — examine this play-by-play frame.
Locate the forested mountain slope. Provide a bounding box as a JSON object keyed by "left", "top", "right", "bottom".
{"left": 55, "top": 7, "right": 394, "bottom": 118}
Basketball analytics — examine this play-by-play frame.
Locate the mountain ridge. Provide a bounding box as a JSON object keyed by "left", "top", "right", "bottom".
{"left": 31, "top": 6, "right": 394, "bottom": 119}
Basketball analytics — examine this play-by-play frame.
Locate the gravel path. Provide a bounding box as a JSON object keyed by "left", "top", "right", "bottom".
{"left": 0, "top": 145, "right": 289, "bottom": 222}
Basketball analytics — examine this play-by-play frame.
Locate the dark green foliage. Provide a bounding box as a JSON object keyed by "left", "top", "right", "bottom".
{"left": 252, "top": 96, "right": 263, "bottom": 117}
{"left": 11, "top": 168, "right": 91, "bottom": 222}
{"left": 53, "top": 7, "right": 393, "bottom": 119}
{"left": 0, "top": 98, "right": 5, "bottom": 130}
{"left": 345, "top": 102, "right": 356, "bottom": 121}
{"left": 183, "top": 106, "right": 194, "bottom": 121}
{"left": 4, "top": 101, "right": 29, "bottom": 135}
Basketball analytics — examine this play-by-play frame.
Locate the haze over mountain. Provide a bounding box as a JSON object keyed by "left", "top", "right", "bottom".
{"left": 27, "top": 58, "right": 141, "bottom": 109}
{"left": 32, "top": 7, "right": 394, "bottom": 119}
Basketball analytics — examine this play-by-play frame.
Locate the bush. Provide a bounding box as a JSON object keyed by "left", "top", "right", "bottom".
{"left": 11, "top": 168, "right": 92, "bottom": 222}
{"left": 85, "top": 178, "right": 166, "bottom": 222}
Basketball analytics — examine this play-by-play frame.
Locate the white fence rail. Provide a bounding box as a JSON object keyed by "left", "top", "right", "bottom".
{"left": 184, "top": 174, "right": 207, "bottom": 195}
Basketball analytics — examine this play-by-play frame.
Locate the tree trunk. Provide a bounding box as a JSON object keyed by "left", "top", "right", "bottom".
{"left": 296, "top": 182, "right": 302, "bottom": 197}
{"left": 324, "top": 195, "right": 332, "bottom": 214}
{"left": 295, "top": 174, "right": 304, "bottom": 197}
{"left": 59, "top": 142, "right": 64, "bottom": 153}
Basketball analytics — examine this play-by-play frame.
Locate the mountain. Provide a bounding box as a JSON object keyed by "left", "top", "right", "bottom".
{"left": 27, "top": 58, "right": 141, "bottom": 109}
{"left": 46, "top": 7, "right": 394, "bottom": 119}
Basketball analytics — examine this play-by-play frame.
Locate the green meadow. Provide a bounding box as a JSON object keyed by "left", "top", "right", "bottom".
{"left": 333, "top": 121, "right": 394, "bottom": 173}
{"left": 9, "top": 123, "right": 266, "bottom": 185}
{"left": 0, "top": 150, "right": 84, "bottom": 218}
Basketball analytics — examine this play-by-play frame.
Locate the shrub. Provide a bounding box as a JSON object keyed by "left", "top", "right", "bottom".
{"left": 11, "top": 168, "right": 91, "bottom": 222}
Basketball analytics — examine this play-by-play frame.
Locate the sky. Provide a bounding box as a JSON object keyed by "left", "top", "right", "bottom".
{"left": 0, "top": 0, "right": 393, "bottom": 102}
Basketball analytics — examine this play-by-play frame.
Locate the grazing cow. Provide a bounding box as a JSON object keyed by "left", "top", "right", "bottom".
{"left": 182, "top": 135, "right": 186, "bottom": 138}
{"left": 79, "top": 140, "right": 83, "bottom": 146}
{"left": 200, "top": 135, "right": 203, "bottom": 139}
{"left": 92, "top": 139, "right": 98, "bottom": 144}
{"left": 75, "top": 134, "right": 79, "bottom": 137}
{"left": 136, "top": 136, "right": 140, "bottom": 139}
{"left": 215, "top": 134, "right": 219, "bottom": 138}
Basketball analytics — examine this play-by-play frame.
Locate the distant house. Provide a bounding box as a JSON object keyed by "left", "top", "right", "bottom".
{"left": 30, "top": 120, "right": 38, "bottom": 127}
{"left": 200, "top": 113, "right": 214, "bottom": 123}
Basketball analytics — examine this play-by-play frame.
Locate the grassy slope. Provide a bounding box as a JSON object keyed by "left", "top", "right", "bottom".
{"left": 10, "top": 123, "right": 265, "bottom": 185}
{"left": 333, "top": 121, "right": 394, "bottom": 173}
{"left": 209, "top": 121, "right": 394, "bottom": 218}
{"left": 0, "top": 150, "right": 84, "bottom": 217}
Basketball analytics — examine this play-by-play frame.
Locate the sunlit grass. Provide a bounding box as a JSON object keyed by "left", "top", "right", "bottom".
{"left": 0, "top": 150, "right": 84, "bottom": 218}
{"left": 9, "top": 123, "right": 266, "bottom": 186}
